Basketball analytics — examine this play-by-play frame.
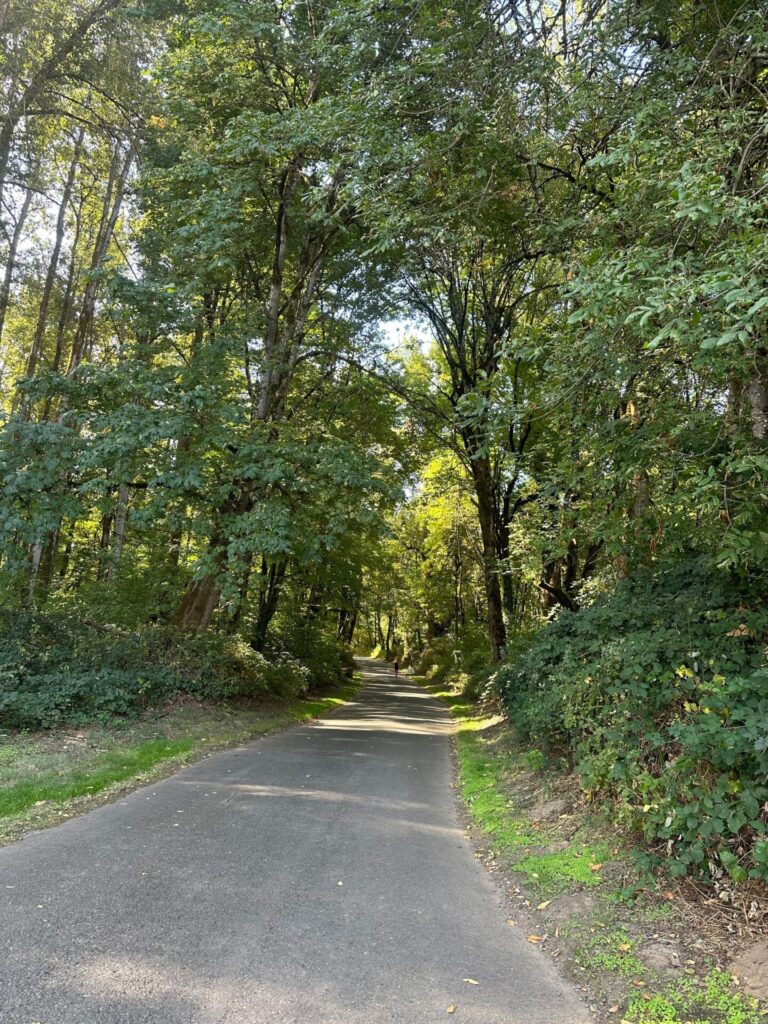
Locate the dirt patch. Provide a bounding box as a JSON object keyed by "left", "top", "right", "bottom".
{"left": 639, "top": 938, "right": 682, "bottom": 974}
{"left": 731, "top": 938, "right": 768, "bottom": 1000}
{"left": 531, "top": 798, "right": 570, "bottom": 821}
{"left": 543, "top": 890, "right": 599, "bottom": 925}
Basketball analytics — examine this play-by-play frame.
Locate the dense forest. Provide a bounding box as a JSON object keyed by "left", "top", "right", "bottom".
{"left": 2, "top": 0, "right": 768, "bottom": 885}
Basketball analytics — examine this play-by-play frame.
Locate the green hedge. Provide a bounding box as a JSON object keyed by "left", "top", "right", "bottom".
{"left": 496, "top": 560, "right": 768, "bottom": 883}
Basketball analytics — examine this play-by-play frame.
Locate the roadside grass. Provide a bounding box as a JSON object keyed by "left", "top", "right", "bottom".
{"left": 419, "top": 677, "right": 766, "bottom": 1024}
{"left": 0, "top": 677, "right": 360, "bottom": 844}
{"left": 624, "top": 971, "right": 765, "bottom": 1024}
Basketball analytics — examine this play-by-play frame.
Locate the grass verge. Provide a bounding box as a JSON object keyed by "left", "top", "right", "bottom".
{"left": 420, "top": 678, "right": 767, "bottom": 1024}
{"left": 0, "top": 677, "right": 359, "bottom": 845}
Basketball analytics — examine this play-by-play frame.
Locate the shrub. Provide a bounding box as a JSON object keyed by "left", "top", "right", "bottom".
{"left": 0, "top": 613, "right": 318, "bottom": 729}
{"left": 270, "top": 627, "right": 353, "bottom": 692}
{"left": 413, "top": 625, "right": 494, "bottom": 697}
{"left": 496, "top": 559, "right": 768, "bottom": 882}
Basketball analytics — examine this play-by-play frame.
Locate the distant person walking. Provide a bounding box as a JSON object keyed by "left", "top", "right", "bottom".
{"left": 393, "top": 658, "right": 400, "bottom": 678}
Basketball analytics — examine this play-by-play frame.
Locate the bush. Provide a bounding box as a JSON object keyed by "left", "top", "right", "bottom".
{"left": 496, "top": 559, "right": 768, "bottom": 883}
{"left": 413, "top": 624, "right": 493, "bottom": 696}
{"left": 0, "top": 613, "right": 319, "bottom": 729}
{"left": 269, "top": 627, "right": 353, "bottom": 691}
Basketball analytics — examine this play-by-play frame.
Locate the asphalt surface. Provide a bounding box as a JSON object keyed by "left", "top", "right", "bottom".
{"left": 0, "top": 658, "right": 591, "bottom": 1023}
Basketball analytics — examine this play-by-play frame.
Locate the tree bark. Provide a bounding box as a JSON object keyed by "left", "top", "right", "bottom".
{"left": 67, "top": 143, "right": 133, "bottom": 373}
{"left": 108, "top": 482, "right": 130, "bottom": 580}
{"left": 0, "top": 184, "right": 33, "bottom": 353}
{"left": 16, "top": 131, "right": 83, "bottom": 415}
{"left": 252, "top": 560, "right": 287, "bottom": 651}
{"left": 469, "top": 453, "right": 507, "bottom": 661}
{"left": 747, "top": 359, "right": 768, "bottom": 441}
{"left": 173, "top": 575, "right": 222, "bottom": 631}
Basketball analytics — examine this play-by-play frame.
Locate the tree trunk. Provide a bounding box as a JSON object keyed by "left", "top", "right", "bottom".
{"left": 252, "top": 560, "right": 287, "bottom": 651}
{"left": 173, "top": 574, "right": 222, "bottom": 630}
{"left": 49, "top": 194, "right": 85, "bottom": 374}
{"left": 59, "top": 520, "right": 76, "bottom": 578}
{"left": 0, "top": 185, "right": 33, "bottom": 352}
{"left": 16, "top": 131, "right": 83, "bottom": 415}
{"left": 384, "top": 613, "right": 394, "bottom": 658}
{"left": 469, "top": 454, "right": 507, "bottom": 661}
{"left": 747, "top": 359, "right": 768, "bottom": 441}
{"left": 108, "top": 483, "right": 130, "bottom": 580}
{"left": 97, "top": 512, "right": 113, "bottom": 580}
{"left": 68, "top": 143, "right": 133, "bottom": 373}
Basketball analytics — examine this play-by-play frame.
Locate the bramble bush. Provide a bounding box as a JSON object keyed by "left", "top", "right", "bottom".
{"left": 0, "top": 612, "right": 346, "bottom": 729}
{"left": 495, "top": 560, "right": 768, "bottom": 883}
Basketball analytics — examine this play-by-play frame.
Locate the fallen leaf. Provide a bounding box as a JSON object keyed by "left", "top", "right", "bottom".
{"left": 446, "top": 1005, "right": 457, "bottom": 1014}
{"left": 589, "top": 863, "right": 603, "bottom": 872}
{"left": 527, "top": 935, "right": 544, "bottom": 944}
{"left": 463, "top": 978, "right": 479, "bottom": 985}
{"left": 618, "top": 943, "right": 631, "bottom": 952}
{"left": 608, "top": 1006, "right": 620, "bottom": 1014}
{"left": 537, "top": 900, "right": 552, "bottom": 910}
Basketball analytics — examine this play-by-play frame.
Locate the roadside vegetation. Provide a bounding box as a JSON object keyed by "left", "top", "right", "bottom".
{"left": 0, "top": 679, "right": 359, "bottom": 845}
{"left": 423, "top": 678, "right": 767, "bottom": 1024}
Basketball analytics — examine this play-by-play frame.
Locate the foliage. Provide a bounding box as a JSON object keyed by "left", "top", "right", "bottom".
{"left": 0, "top": 612, "right": 325, "bottom": 729}
{"left": 2, "top": 0, "right": 768, "bottom": 899}
{"left": 497, "top": 560, "right": 768, "bottom": 882}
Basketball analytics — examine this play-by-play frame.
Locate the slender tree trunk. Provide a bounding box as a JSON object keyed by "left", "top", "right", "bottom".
{"left": 27, "top": 539, "right": 43, "bottom": 604}
{"left": 16, "top": 131, "right": 83, "bottom": 415}
{"left": 344, "top": 609, "right": 357, "bottom": 645}
{"left": 108, "top": 483, "right": 129, "bottom": 580}
{"left": 0, "top": 185, "right": 33, "bottom": 351}
{"left": 226, "top": 550, "right": 254, "bottom": 632}
{"left": 59, "top": 520, "right": 76, "bottom": 578}
{"left": 384, "top": 614, "right": 394, "bottom": 658}
{"left": 49, "top": 194, "right": 85, "bottom": 375}
{"left": 97, "top": 512, "right": 113, "bottom": 580}
{"left": 252, "top": 560, "right": 287, "bottom": 651}
{"left": 469, "top": 454, "right": 506, "bottom": 661}
{"left": 747, "top": 357, "right": 768, "bottom": 441}
{"left": 68, "top": 144, "right": 133, "bottom": 373}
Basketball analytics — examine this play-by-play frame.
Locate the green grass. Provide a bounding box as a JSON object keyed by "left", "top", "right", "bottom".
{"left": 289, "top": 679, "right": 359, "bottom": 720}
{"left": 574, "top": 925, "right": 646, "bottom": 979}
{"left": 417, "top": 674, "right": 764, "bottom": 1024}
{"left": 516, "top": 842, "right": 612, "bottom": 894}
{"left": 624, "top": 970, "right": 764, "bottom": 1024}
{"left": 0, "top": 676, "right": 360, "bottom": 834}
{"left": 424, "top": 680, "right": 617, "bottom": 889}
{"left": 0, "top": 737, "right": 195, "bottom": 817}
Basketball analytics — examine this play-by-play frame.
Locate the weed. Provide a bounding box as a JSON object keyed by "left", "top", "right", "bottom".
{"left": 517, "top": 843, "right": 612, "bottom": 894}
{"left": 624, "top": 970, "right": 764, "bottom": 1024}
{"left": 575, "top": 926, "right": 646, "bottom": 978}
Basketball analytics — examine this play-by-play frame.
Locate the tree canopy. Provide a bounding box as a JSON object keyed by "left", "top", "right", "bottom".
{"left": 2, "top": 0, "right": 768, "bottom": 883}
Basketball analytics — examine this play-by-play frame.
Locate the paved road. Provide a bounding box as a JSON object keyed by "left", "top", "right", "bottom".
{"left": 0, "top": 659, "right": 591, "bottom": 1024}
